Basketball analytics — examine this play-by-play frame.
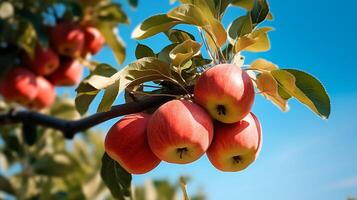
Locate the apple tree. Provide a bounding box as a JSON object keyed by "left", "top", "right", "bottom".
{"left": 0, "top": 0, "right": 331, "bottom": 199}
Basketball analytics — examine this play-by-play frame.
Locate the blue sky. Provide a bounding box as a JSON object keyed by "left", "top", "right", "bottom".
{"left": 87, "top": 0, "right": 357, "bottom": 199}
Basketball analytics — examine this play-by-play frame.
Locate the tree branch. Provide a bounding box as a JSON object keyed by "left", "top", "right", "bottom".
{"left": 0, "top": 87, "right": 192, "bottom": 138}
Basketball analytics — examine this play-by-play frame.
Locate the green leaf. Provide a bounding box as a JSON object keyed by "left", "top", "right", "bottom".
{"left": 214, "top": 0, "right": 234, "bottom": 18}
{"left": 271, "top": 69, "right": 331, "bottom": 119}
{"left": 97, "top": 23, "right": 126, "bottom": 64}
{"left": 33, "top": 154, "right": 77, "bottom": 177}
{"left": 75, "top": 83, "right": 99, "bottom": 115}
{"left": 76, "top": 64, "right": 118, "bottom": 114}
{"left": 97, "top": 80, "right": 119, "bottom": 112}
{"left": 76, "top": 58, "right": 172, "bottom": 111}
{"left": 0, "top": 174, "right": 14, "bottom": 195}
{"left": 95, "top": 3, "right": 129, "bottom": 24}
{"left": 135, "top": 43, "right": 155, "bottom": 59}
{"left": 101, "top": 153, "right": 132, "bottom": 200}
{"left": 132, "top": 14, "right": 180, "bottom": 40}
{"left": 158, "top": 43, "right": 178, "bottom": 63}
{"left": 169, "top": 39, "right": 201, "bottom": 68}
{"left": 228, "top": 14, "right": 253, "bottom": 42}
{"left": 231, "top": 0, "right": 254, "bottom": 10}
{"left": 165, "top": 29, "right": 195, "bottom": 43}
{"left": 250, "top": 0, "right": 269, "bottom": 24}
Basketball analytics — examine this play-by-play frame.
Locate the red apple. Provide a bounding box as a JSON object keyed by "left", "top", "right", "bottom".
{"left": 28, "top": 76, "right": 56, "bottom": 109}
{"left": 24, "top": 45, "right": 59, "bottom": 75}
{"left": 207, "top": 113, "right": 262, "bottom": 172}
{"left": 105, "top": 113, "right": 161, "bottom": 174}
{"left": 194, "top": 64, "right": 255, "bottom": 124}
{"left": 0, "top": 68, "right": 38, "bottom": 105}
{"left": 147, "top": 100, "right": 214, "bottom": 164}
{"left": 49, "top": 21, "right": 85, "bottom": 58}
{"left": 81, "top": 26, "right": 105, "bottom": 56}
{"left": 49, "top": 58, "right": 83, "bottom": 86}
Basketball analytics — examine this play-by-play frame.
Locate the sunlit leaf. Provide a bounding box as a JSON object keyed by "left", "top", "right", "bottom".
{"left": 235, "top": 27, "right": 272, "bottom": 52}
{"left": 250, "top": 58, "right": 278, "bottom": 71}
{"left": 168, "top": 4, "right": 209, "bottom": 27}
{"left": 271, "top": 69, "right": 330, "bottom": 119}
{"left": 256, "top": 72, "right": 289, "bottom": 111}
{"left": 132, "top": 14, "right": 180, "bottom": 40}
{"left": 97, "top": 24, "right": 126, "bottom": 64}
{"left": 169, "top": 39, "right": 201, "bottom": 67}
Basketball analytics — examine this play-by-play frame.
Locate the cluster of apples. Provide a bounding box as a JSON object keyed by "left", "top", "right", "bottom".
{"left": 0, "top": 21, "right": 104, "bottom": 109}
{"left": 105, "top": 64, "right": 262, "bottom": 174}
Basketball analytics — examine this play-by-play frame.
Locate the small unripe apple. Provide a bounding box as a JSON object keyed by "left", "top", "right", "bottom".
{"left": 147, "top": 100, "right": 214, "bottom": 164}
{"left": 0, "top": 68, "right": 38, "bottom": 105}
{"left": 207, "top": 113, "right": 262, "bottom": 172}
{"left": 49, "top": 21, "right": 85, "bottom": 58}
{"left": 105, "top": 113, "right": 161, "bottom": 174}
{"left": 194, "top": 64, "right": 255, "bottom": 124}
{"left": 49, "top": 58, "right": 83, "bottom": 86}
{"left": 23, "top": 45, "right": 59, "bottom": 75}
{"left": 81, "top": 26, "right": 105, "bottom": 56}
{"left": 28, "top": 76, "right": 56, "bottom": 109}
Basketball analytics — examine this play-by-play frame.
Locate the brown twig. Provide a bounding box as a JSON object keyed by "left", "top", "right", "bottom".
{"left": 0, "top": 87, "right": 193, "bottom": 139}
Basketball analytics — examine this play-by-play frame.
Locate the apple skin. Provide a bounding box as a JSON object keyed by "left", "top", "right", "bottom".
{"left": 49, "top": 22, "right": 85, "bottom": 58}
{"left": 105, "top": 113, "right": 161, "bottom": 174}
{"left": 29, "top": 76, "right": 56, "bottom": 109}
{"left": 24, "top": 45, "right": 59, "bottom": 75}
{"left": 206, "top": 112, "right": 262, "bottom": 172}
{"left": 194, "top": 64, "right": 255, "bottom": 124}
{"left": 49, "top": 58, "right": 83, "bottom": 86}
{"left": 81, "top": 26, "right": 105, "bottom": 56}
{"left": 0, "top": 68, "right": 38, "bottom": 105}
{"left": 147, "top": 100, "right": 214, "bottom": 164}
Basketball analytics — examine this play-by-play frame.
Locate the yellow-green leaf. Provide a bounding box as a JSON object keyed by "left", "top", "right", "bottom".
{"left": 165, "top": 29, "right": 195, "bottom": 43}
{"left": 132, "top": 14, "right": 180, "bottom": 40}
{"left": 169, "top": 39, "right": 201, "bottom": 67}
{"left": 250, "top": 58, "right": 278, "bottom": 71}
{"left": 97, "top": 24, "right": 126, "bottom": 64}
{"left": 235, "top": 27, "right": 272, "bottom": 52}
{"left": 231, "top": 0, "right": 254, "bottom": 10}
{"left": 256, "top": 72, "right": 289, "bottom": 111}
{"left": 168, "top": 4, "right": 209, "bottom": 27}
